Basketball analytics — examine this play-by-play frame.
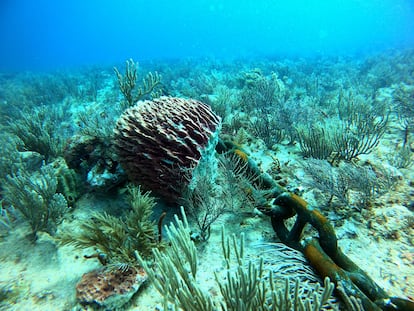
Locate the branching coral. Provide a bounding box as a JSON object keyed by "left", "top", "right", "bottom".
{"left": 303, "top": 159, "right": 350, "bottom": 207}
{"left": 0, "top": 133, "right": 23, "bottom": 183}
{"left": 393, "top": 83, "right": 414, "bottom": 121}
{"left": 303, "top": 159, "right": 387, "bottom": 210}
{"left": 64, "top": 186, "right": 158, "bottom": 309}
{"left": 240, "top": 71, "right": 286, "bottom": 113}
{"left": 58, "top": 185, "right": 159, "bottom": 265}
{"left": 2, "top": 164, "right": 68, "bottom": 240}
{"left": 297, "top": 125, "right": 334, "bottom": 160}
{"left": 181, "top": 171, "right": 227, "bottom": 241}
{"left": 294, "top": 93, "right": 388, "bottom": 163}
{"left": 333, "top": 94, "right": 389, "bottom": 161}
{"left": 208, "top": 85, "right": 235, "bottom": 120}
{"left": 217, "top": 152, "right": 260, "bottom": 210}
{"left": 136, "top": 209, "right": 214, "bottom": 311}
{"left": 216, "top": 231, "right": 336, "bottom": 311}
{"left": 114, "top": 58, "right": 162, "bottom": 107}
{"left": 180, "top": 149, "right": 266, "bottom": 241}
{"left": 76, "top": 109, "right": 119, "bottom": 142}
{"left": 250, "top": 109, "right": 285, "bottom": 149}
{"left": 7, "top": 106, "right": 65, "bottom": 162}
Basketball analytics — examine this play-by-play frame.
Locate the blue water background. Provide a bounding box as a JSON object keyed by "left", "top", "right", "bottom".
{"left": 1, "top": 0, "right": 413, "bottom": 71}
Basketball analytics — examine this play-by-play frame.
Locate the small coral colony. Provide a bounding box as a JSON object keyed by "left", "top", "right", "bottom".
{"left": 0, "top": 50, "right": 414, "bottom": 310}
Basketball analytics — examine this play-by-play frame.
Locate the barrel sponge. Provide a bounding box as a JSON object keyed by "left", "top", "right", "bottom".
{"left": 113, "top": 96, "right": 221, "bottom": 202}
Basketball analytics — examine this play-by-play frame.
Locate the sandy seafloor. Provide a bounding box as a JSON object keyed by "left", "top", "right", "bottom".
{"left": 0, "top": 134, "right": 413, "bottom": 311}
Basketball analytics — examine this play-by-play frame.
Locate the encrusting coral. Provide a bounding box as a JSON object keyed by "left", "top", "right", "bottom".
{"left": 114, "top": 96, "right": 221, "bottom": 203}
{"left": 76, "top": 266, "right": 148, "bottom": 310}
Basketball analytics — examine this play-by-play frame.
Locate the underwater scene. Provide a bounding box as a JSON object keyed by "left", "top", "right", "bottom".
{"left": 1, "top": 0, "right": 414, "bottom": 310}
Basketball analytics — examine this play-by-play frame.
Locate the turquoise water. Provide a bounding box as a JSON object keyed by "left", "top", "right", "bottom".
{"left": 1, "top": 0, "right": 414, "bottom": 71}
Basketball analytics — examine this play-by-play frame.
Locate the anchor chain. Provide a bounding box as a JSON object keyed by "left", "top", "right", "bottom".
{"left": 216, "top": 140, "right": 414, "bottom": 311}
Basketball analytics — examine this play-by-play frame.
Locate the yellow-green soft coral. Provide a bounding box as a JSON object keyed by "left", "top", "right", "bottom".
{"left": 58, "top": 185, "right": 160, "bottom": 265}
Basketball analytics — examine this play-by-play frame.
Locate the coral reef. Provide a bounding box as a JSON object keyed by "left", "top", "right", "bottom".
{"left": 76, "top": 266, "right": 147, "bottom": 309}
{"left": 297, "top": 125, "right": 334, "bottom": 160}
{"left": 114, "top": 96, "right": 221, "bottom": 202}
{"left": 181, "top": 167, "right": 226, "bottom": 241}
{"left": 1, "top": 49, "right": 414, "bottom": 310}
{"left": 59, "top": 185, "right": 160, "bottom": 308}
{"left": 250, "top": 108, "right": 285, "bottom": 149}
{"left": 333, "top": 105, "right": 389, "bottom": 162}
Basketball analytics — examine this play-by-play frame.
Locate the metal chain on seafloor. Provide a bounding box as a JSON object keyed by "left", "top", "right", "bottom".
{"left": 216, "top": 139, "right": 414, "bottom": 311}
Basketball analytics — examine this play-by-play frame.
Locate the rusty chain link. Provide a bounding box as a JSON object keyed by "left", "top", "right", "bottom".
{"left": 217, "top": 140, "right": 414, "bottom": 311}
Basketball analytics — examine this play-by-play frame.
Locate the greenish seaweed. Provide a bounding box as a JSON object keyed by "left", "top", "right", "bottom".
{"left": 7, "top": 106, "right": 64, "bottom": 162}
{"left": 58, "top": 185, "right": 160, "bottom": 265}
{"left": 0, "top": 133, "right": 22, "bottom": 183}
{"left": 2, "top": 164, "right": 68, "bottom": 241}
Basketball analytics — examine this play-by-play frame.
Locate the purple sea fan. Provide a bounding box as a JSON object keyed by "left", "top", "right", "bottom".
{"left": 114, "top": 96, "right": 221, "bottom": 203}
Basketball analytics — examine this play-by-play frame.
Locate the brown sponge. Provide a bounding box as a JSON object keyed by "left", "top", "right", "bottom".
{"left": 114, "top": 96, "right": 221, "bottom": 202}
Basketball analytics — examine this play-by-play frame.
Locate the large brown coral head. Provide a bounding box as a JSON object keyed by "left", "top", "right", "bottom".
{"left": 114, "top": 96, "right": 221, "bottom": 202}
